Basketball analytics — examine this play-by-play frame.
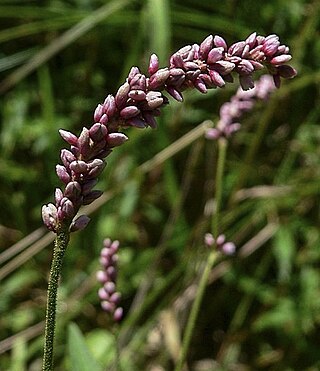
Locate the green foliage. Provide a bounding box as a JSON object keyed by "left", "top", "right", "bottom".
{"left": 67, "top": 323, "right": 103, "bottom": 371}
{"left": 1, "top": 0, "right": 320, "bottom": 370}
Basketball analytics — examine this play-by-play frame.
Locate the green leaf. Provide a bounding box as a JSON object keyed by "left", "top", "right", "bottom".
{"left": 273, "top": 225, "right": 296, "bottom": 283}
{"left": 67, "top": 323, "right": 103, "bottom": 371}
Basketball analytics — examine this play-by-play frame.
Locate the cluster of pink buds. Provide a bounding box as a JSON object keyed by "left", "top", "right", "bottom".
{"left": 205, "top": 233, "right": 236, "bottom": 255}
{"left": 206, "top": 74, "right": 276, "bottom": 139}
{"left": 96, "top": 239, "right": 123, "bottom": 322}
{"left": 41, "top": 124, "right": 128, "bottom": 232}
{"left": 42, "top": 32, "right": 296, "bottom": 233}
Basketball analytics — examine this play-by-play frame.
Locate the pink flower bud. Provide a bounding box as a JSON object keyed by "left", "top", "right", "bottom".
{"left": 103, "top": 94, "right": 117, "bottom": 117}
{"left": 60, "top": 149, "right": 76, "bottom": 167}
{"left": 104, "top": 281, "right": 116, "bottom": 294}
{"left": 70, "top": 160, "right": 88, "bottom": 174}
{"left": 115, "top": 82, "right": 130, "bottom": 109}
{"left": 59, "top": 129, "right": 78, "bottom": 146}
{"left": 199, "top": 35, "right": 214, "bottom": 59}
{"left": 78, "top": 127, "right": 91, "bottom": 157}
{"left": 82, "top": 190, "right": 103, "bottom": 205}
{"left": 166, "top": 87, "right": 183, "bottom": 102}
{"left": 55, "top": 188, "right": 64, "bottom": 204}
{"left": 42, "top": 203, "right": 58, "bottom": 231}
{"left": 94, "top": 104, "right": 104, "bottom": 122}
{"left": 120, "top": 105, "right": 140, "bottom": 119}
{"left": 228, "top": 41, "right": 246, "bottom": 56}
{"left": 107, "top": 132, "right": 128, "bottom": 147}
{"left": 128, "top": 89, "right": 147, "bottom": 101}
{"left": 148, "top": 53, "right": 159, "bottom": 75}
{"left": 270, "top": 54, "right": 292, "bottom": 65}
{"left": 113, "top": 307, "right": 123, "bottom": 322}
{"left": 98, "top": 287, "right": 109, "bottom": 300}
{"left": 209, "top": 70, "right": 225, "bottom": 87}
{"left": 56, "top": 165, "right": 71, "bottom": 184}
{"left": 64, "top": 181, "right": 81, "bottom": 199}
{"left": 145, "top": 91, "right": 164, "bottom": 109}
{"left": 213, "top": 35, "right": 227, "bottom": 50}
{"left": 207, "top": 47, "right": 224, "bottom": 64}
{"left": 148, "top": 68, "right": 170, "bottom": 89}
{"left": 70, "top": 215, "right": 90, "bottom": 232}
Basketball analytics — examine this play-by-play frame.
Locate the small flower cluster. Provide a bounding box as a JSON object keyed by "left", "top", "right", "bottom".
{"left": 96, "top": 238, "right": 123, "bottom": 322}
{"left": 41, "top": 125, "right": 128, "bottom": 232}
{"left": 42, "top": 32, "right": 296, "bottom": 233}
{"left": 204, "top": 233, "right": 236, "bottom": 255}
{"left": 205, "top": 74, "right": 276, "bottom": 139}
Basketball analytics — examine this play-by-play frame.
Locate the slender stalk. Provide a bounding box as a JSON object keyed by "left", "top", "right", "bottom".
{"left": 174, "top": 250, "right": 218, "bottom": 371}
{"left": 42, "top": 225, "right": 70, "bottom": 371}
{"left": 212, "top": 138, "right": 228, "bottom": 238}
{"left": 175, "top": 138, "right": 228, "bottom": 371}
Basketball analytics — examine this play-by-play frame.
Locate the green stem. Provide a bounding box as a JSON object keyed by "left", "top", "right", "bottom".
{"left": 42, "top": 225, "right": 70, "bottom": 371}
{"left": 212, "top": 138, "right": 228, "bottom": 238}
{"left": 174, "top": 250, "right": 218, "bottom": 371}
{"left": 175, "top": 137, "right": 228, "bottom": 371}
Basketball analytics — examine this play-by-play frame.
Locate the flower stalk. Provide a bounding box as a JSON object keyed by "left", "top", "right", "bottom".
{"left": 175, "top": 134, "right": 228, "bottom": 371}
{"left": 42, "top": 225, "right": 70, "bottom": 371}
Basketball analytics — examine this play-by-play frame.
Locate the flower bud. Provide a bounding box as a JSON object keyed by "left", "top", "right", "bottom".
{"left": 69, "top": 214, "right": 90, "bottom": 232}
{"left": 55, "top": 188, "right": 64, "bottom": 205}
{"left": 148, "top": 53, "right": 159, "bottom": 75}
{"left": 60, "top": 149, "right": 76, "bottom": 168}
{"left": 64, "top": 181, "right": 82, "bottom": 199}
{"left": 82, "top": 190, "right": 103, "bottom": 205}
{"left": 207, "top": 47, "right": 224, "bottom": 64}
{"left": 113, "top": 307, "right": 123, "bottom": 322}
{"left": 78, "top": 127, "right": 91, "bottom": 157}
{"left": 145, "top": 91, "right": 164, "bottom": 109}
{"left": 107, "top": 132, "right": 128, "bottom": 147}
{"left": 213, "top": 35, "right": 227, "bottom": 50}
{"left": 245, "top": 32, "right": 257, "bottom": 48}
{"left": 60, "top": 197, "right": 75, "bottom": 219}
{"left": 115, "top": 82, "right": 130, "bottom": 109}
{"left": 199, "top": 35, "right": 214, "bottom": 59}
{"left": 56, "top": 165, "right": 71, "bottom": 184}
{"left": 228, "top": 41, "right": 246, "bottom": 56}
{"left": 89, "top": 123, "right": 108, "bottom": 142}
{"left": 148, "top": 68, "right": 170, "bottom": 89}
{"left": 166, "top": 87, "right": 183, "bottom": 102}
{"left": 42, "top": 203, "right": 58, "bottom": 231}
{"left": 103, "top": 94, "right": 117, "bottom": 117}
{"left": 120, "top": 105, "right": 140, "bottom": 119}
{"left": 70, "top": 160, "right": 88, "bottom": 174}
{"left": 101, "top": 301, "right": 114, "bottom": 313}
{"left": 209, "top": 70, "right": 225, "bottom": 87}
{"left": 270, "top": 54, "right": 292, "bottom": 65}
{"left": 98, "top": 287, "right": 109, "bottom": 300}
{"left": 128, "top": 89, "right": 147, "bottom": 101}
{"left": 94, "top": 104, "right": 104, "bottom": 122}
{"left": 59, "top": 129, "right": 78, "bottom": 146}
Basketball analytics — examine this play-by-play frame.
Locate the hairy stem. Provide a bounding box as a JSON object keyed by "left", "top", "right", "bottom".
{"left": 175, "top": 138, "right": 228, "bottom": 371}
{"left": 42, "top": 225, "right": 70, "bottom": 371}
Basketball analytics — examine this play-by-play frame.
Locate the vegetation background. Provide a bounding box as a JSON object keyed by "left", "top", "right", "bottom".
{"left": 0, "top": 0, "right": 319, "bottom": 370}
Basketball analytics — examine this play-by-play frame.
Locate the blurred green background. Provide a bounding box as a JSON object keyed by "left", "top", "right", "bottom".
{"left": 0, "top": 0, "right": 320, "bottom": 370}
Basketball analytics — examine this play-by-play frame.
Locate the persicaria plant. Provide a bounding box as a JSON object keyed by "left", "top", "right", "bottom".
{"left": 41, "top": 32, "right": 296, "bottom": 371}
